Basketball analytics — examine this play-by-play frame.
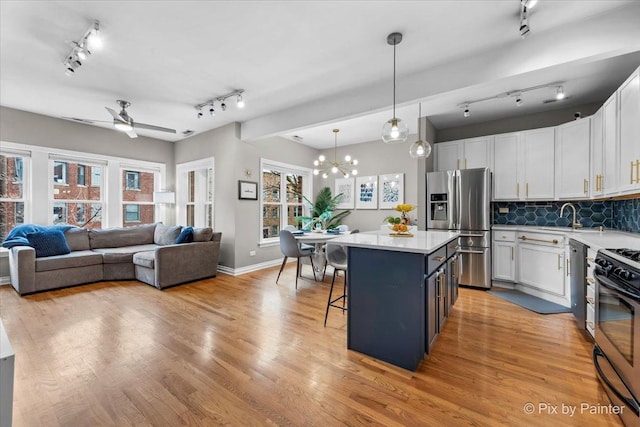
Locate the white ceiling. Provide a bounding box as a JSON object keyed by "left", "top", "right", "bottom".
{"left": 1, "top": 1, "right": 640, "bottom": 149}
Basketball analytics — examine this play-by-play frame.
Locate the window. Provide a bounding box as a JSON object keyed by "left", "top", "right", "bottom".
{"left": 124, "top": 204, "right": 140, "bottom": 222}
{"left": 177, "top": 158, "right": 214, "bottom": 228}
{"left": 1, "top": 152, "right": 29, "bottom": 241}
{"left": 77, "top": 164, "right": 86, "bottom": 186}
{"left": 51, "top": 158, "right": 103, "bottom": 229}
{"left": 260, "top": 159, "right": 311, "bottom": 243}
{"left": 125, "top": 171, "right": 140, "bottom": 190}
{"left": 91, "top": 166, "right": 101, "bottom": 187}
{"left": 53, "top": 161, "right": 67, "bottom": 184}
{"left": 121, "top": 167, "right": 157, "bottom": 226}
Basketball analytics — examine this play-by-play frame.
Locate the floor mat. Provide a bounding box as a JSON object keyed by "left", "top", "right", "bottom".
{"left": 487, "top": 289, "right": 571, "bottom": 314}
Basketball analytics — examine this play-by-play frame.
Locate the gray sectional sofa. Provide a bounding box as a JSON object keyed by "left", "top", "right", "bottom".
{"left": 8, "top": 223, "right": 222, "bottom": 295}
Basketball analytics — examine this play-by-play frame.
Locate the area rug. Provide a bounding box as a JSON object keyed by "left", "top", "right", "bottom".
{"left": 487, "top": 289, "right": 571, "bottom": 314}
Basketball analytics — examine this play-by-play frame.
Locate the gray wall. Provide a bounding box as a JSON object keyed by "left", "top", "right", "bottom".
{"left": 436, "top": 102, "right": 602, "bottom": 142}
{"left": 174, "top": 125, "right": 319, "bottom": 269}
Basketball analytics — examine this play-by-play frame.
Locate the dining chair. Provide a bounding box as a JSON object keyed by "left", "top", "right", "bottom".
{"left": 283, "top": 225, "right": 313, "bottom": 250}
{"left": 323, "top": 229, "right": 359, "bottom": 326}
{"left": 276, "top": 229, "right": 316, "bottom": 289}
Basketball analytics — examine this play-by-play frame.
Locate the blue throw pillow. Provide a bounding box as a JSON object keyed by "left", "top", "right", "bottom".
{"left": 175, "top": 226, "right": 194, "bottom": 244}
{"left": 26, "top": 229, "right": 71, "bottom": 258}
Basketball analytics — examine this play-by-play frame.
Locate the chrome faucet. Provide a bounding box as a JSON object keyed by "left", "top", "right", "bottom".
{"left": 560, "top": 202, "right": 582, "bottom": 229}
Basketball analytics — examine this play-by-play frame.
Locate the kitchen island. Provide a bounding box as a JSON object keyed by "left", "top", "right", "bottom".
{"left": 328, "top": 229, "right": 460, "bottom": 371}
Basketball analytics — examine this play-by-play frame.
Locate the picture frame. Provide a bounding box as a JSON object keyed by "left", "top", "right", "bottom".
{"left": 355, "top": 176, "right": 378, "bottom": 209}
{"left": 378, "top": 173, "right": 404, "bottom": 209}
{"left": 334, "top": 177, "right": 355, "bottom": 209}
{"left": 238, "top": 180, "right": 258, "bottom": 200}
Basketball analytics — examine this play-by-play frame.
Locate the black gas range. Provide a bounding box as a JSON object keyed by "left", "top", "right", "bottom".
{"left": 593, "top": 248, "right": 640, "bottom": 427}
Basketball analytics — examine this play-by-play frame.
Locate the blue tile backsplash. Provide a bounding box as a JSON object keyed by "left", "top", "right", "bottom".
{"left": 492, "top": 198, "right": 640, "bottom": 233}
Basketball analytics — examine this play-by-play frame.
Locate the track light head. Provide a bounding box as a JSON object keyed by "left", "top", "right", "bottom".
{"left": 237, "top": 94, "right": 245, "bottom": 108}
{"left": 515, "top": 95, "right": 523, "bottom": 106}
{"left": 197, "top": 109, "right": 203, "bottom": 119}
{"left": 556, "top": 86, "right": 565, "bottom": 100}
{"left": 88, "top": 20, "right": 103, "bottom": 50}
{"left": 209, "top": 105, "right": 215, "bottom": 116}
{"left": 520, "top": 4, "right": 531, "bottom": 38}
{"left": 64, "top": 65, "right": 75, "bottom": 77}
{"left": 220, "top": 102, "right": 227, "bottom": 111}
{"left": 521, "top": 0, "right": 538, "bottom": 9}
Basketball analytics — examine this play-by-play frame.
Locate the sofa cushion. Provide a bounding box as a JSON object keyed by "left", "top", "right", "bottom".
{"left": 175, "top": 227, "right": 194, "bottom": 244}
{"left": 154, "top": 224, "right": 182, "bottom": 245}
{"left": 35, "top": 250, "right": 103, "bottom": 273}
{"left": 26, "top": 229, "right": 71, "bottom": 258}
{"left": 193, "top": 227, "right": 214, "bottom": 242}
{"left": 64, "top": 227, "right": 91, "bottom": 251}
{"left": 92, "top": 244, "right": 160, "bottom": 264}
{"left": 88, "top": 223, "right": 157, "bottom": 249}
{"left": 132, "top": 251, "right": 155, "bottom": 269}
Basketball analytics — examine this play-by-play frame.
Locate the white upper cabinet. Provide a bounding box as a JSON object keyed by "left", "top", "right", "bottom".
{"left": 435, "top": 140, "right": 463, "bottom": 171}
{"left": 590, "top": 107, "right": 604, "bottom": 197}
{"left": 435, "top": 137, "right": 492, "bottom": 171}
{"left": 521, "top": 127, "right": 555, "bottom": 200}
{"left": 602, "top": 93, "right": 618, "bottom": 196}
{"left": 555, "top": 118, "right": 591, "bottom": 199}
{"left": 617, "top": 68, "right": 640, "bottom": 194}
{"left": 493, "top": 133, "right": 520, "bottom": 200}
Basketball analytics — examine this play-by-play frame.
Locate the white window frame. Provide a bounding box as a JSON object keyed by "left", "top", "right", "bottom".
{"left": 120, "top": 164, "right": 160, "bottom": 226}
{"left": 176, "top": 157, "right": 215, "bottom": 228}
{"left": 259, "top": 158, "right": 312, "bottom": 246}
{"left": 0, "top": 148, "right": 31, "bottom": 236}
{"left": 48, "top": 154, "right": 106, "bottom": 228}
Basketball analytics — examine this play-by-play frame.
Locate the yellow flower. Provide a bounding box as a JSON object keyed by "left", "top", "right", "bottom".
{"left": 394, "top": 204, "right": 415, "bottom": 213}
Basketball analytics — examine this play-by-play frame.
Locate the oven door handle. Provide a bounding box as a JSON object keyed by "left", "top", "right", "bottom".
{"left": 593, "top": 346, "right": 640, "bottom": 416}
{"left": 595, "top": 272, "right": 640, "bottom": 303}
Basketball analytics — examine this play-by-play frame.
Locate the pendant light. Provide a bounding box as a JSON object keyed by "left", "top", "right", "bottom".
{"left": 409, "top": 103, "right": 432, "bottom": 159}
{"left": 313, "top": 129, "right": 358, "bottom": 179}
{"left": 381, "top": 32, "right": 409, "bottom": 144}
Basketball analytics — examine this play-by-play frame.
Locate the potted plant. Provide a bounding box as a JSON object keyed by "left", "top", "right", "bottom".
{"left": 295, "top": 187, "right": 351, "bottom": 230}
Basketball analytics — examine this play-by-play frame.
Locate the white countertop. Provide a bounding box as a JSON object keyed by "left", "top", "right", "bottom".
{"left": 0, "top": 319, "right": 14, "bottom": 359}
{"left": 328, "top": 230, "right": 460, "bottom": 254}
{"left": 492, "top": 225, "right": 640, "bottom": 250}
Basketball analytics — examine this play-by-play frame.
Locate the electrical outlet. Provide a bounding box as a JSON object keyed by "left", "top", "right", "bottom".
{"left": 498, "top": 207, "right": 509, "bottom": 214}
{"left": 249, "top": 250, "right": 256, "bottom": 256}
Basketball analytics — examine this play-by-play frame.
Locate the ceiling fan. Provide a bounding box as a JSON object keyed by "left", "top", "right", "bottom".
{"left": 63, "top": 100, "right": 176, "bottom": 139}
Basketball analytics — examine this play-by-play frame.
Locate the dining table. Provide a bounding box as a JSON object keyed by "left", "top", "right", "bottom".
{"left": 293, "top": 230, "right": 349, "bottom": 280}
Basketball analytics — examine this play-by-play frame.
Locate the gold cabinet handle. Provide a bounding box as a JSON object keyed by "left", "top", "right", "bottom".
{"left": 452, "top": 260, "right": 458, "bottom": 279}
{"left": 636, "top": 160, "right": 640, "bottom": 184}
{"left": 557, "top": 254, "right": 561, "bottom": 270}
{"left": 566, "top": 258, "right": 570, "bottom": 276}
{"left": 457, "top": 159, "right": 460, "bottom": 169}
{"left": 586, "top": 277, "right": 595, "bottom": 284}
{"left": 587, "top": 321, "right": 594, "bottom": 330}
{"left": 586, "top": 296, "right": 595, "bottom": 305}
{"left": 631, "top": 161, "right": 634, "bottom": 184}
{"left": 511, "top": 246, "right": 514, "bottom": 260}
{"left": 583, "top": 178, "right": 588, "bottom": 194}
{"left": 519, "top": 235, "right": 559, "bottom": 244}
{"left": 526, "top": 183, "right": 529, "bottom": 198}
{"left": 465, "top": 158, "right": 468, "bottom": 169}
{"left": 586, "top": 257, "right": 595, "bottom": 262}
{"left": 596, "top": 175, "right": 600, "bottom": 192}
{"left": 517, "top": 183, "right": 520, "bottom": 198}
{"left": 435, "top": 256, "right": 445, "bottom": 262}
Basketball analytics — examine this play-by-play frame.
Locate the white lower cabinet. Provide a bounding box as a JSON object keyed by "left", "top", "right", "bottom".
{"left": 518, "top": 243, "right": 566, "bottom": 296}
{"left": 492, "top": 231, "right": 516, "bottom": 282}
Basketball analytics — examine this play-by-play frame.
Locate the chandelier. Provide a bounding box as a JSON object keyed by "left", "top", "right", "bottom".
{"left": 313, "top": 129, "right": 359, "bottom": 179}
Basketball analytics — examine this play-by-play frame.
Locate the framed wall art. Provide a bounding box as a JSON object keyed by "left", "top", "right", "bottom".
{"left": 238, "top": 180, "right": 258, "bottom": 200}
{"left": 334, "top": 177, "right": 355, "bottom": 209}
{"left": 355, "top": 176, "right": 378, "bottom": 209}
{"left": 378, "top": 173, "right": 404, "bottom": 209}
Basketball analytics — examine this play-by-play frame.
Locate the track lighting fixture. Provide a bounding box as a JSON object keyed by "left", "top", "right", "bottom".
{"left": 194, "top": 89, "right": 245, "bottom": 118}
{"left": 519, "top": 2, "right": 531, "bottom": 38}
{"left": 62, "top": 19, "right": 102, "bottom": 76}
{"left": 197, "top": 108, "right": 203, "bottom": 119}
{"left": 381, "top": 32, "right": 409, "bottom": 144}
{"left": 458, "top": 81, "right": 566, "bottom": 116}
{"left": 521, "top": 0, "right": 538, "bottom": 9}
{"left": 313, "top": 129, "right": 359, "bottom": 178}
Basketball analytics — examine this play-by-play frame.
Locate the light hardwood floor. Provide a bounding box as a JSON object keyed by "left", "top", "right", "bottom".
{"left": 0, "top": 264, "right": 624, "bottom": 426}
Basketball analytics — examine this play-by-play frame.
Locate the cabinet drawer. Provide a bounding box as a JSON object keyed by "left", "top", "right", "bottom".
{"left": 586, "top": 283, "right": 596, "bottom": 306}
{"left": 493, "top": 230, "right": 516, "bottom": 242}
{"left": 446, "top": 239, "right": 459, "bottom": 258}
{"left": 517, "top": 232, "right": 564, "bottom": 247}
{"left": 427, "top": 246, "right": 447, "bottom": 273}
{"left": 586, "top": 303, "right": 595, "bottom": 336}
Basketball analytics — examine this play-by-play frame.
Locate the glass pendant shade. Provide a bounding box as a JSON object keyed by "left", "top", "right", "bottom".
{"left": 409, "top": 139, "right": 432, "bottom": 158}
{"left": 381, "top": 118, "right": 409, "bottom": 144}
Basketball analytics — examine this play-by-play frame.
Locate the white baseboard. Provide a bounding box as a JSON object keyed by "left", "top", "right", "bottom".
{"left": 0, "top": 277, "right": 11, "bottom": 285}
{"left": 217, "top": 257, "right": 294, "bottom": 276}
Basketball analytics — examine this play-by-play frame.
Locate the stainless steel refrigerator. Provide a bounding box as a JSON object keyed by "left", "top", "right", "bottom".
{"left": 426, "top": 168, "right": 491, "bottom": 289}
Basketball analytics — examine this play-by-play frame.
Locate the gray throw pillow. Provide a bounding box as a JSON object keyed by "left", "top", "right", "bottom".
{"left": 193, "top": 227, "right": 214, "bottom": 242}
{"left": 154, "top": 224, "right": 182, "bottom": 245}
